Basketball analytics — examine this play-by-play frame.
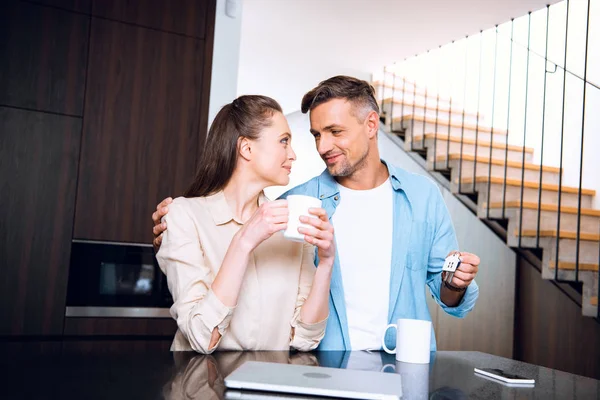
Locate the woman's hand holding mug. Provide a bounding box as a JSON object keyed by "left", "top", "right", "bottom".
{"left": 238, "top": 200, "right": 289, "bottom": 251}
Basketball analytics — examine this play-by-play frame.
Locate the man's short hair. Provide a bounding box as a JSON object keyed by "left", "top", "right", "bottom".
{"left": 301, "top": 75, "right": 380, "bottom": 121}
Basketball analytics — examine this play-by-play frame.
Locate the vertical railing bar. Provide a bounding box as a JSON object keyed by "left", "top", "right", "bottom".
{"left": 446, "top": 41, "right": 455, "bottom": 171}
{"left": 537, "top": 5, "right": 551, "bottom": 249}
{"left": 486, "top": 25, "right": 499, "bottom": 220}
{"left": 401, "top": 74, "right": 407, "bottom": 124}
{"left": 433, "top": 92, "right": 441, "bottom": 169}
{"left": 422, "top": 88, "right": 428, "bottom": 151}
{"left": 391, "top": 72, "right": 397, "bottom": 132}
{"left": 421, "top": 50, "right": 430, "bottom": 151}
{"left": 555, "top": 0, "right": 570, "bottom": 282}
{"left": 410, "top": 55, "right": 418, "bottom": 152}
{"left": 575, "top": 0, "right": 592, "bottom": 283}
{"left": 459, "top": 36, "right": 469, "bottom": 194}
{"left": 518, "top": 12, "right": 532, "bottom": 249}
{"left": 381, "top": 66, "right": 387, "bottom": 122}
{"left": 434, "top": 45, "right": 442, "bottom": 171}
{"left": 472, "top": 30, "right": 484, "bottom": 194}
{"left": 502, "top": 19, "right": 515, "bottom": 220}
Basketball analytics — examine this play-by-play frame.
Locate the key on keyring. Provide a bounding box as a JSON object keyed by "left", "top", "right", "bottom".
{"left": 442, "top": 252, "right": 461, "bottom": 284}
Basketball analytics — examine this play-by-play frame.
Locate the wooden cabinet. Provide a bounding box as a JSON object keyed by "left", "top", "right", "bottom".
{"left": 92, "top": 0, "right": 209, "bottom": 39}
{"left": 31, "top": 0, "right": 92, "bottom": 13}
{"left": 0, "top": 108, "right": 81, "bottom": 335}
{"left": 0, "top": 1, "right": 89, "bottom": 115}
{"left": 0, "top": 1, "right": 88, "bottom": 335}
{"left": 73, "top": 4, "right": 213, "bottom": 244}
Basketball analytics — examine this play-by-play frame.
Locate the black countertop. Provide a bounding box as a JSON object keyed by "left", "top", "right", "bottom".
{"left": 2, "top": 341, "right": 599, "bottom": 399}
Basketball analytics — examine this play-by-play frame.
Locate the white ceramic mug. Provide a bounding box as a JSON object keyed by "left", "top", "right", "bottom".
{"left": 283, "top": 195, "right": 322, "bottom": 242}
{"left": 382, "top": 319, "right": 432, "bottom": 364}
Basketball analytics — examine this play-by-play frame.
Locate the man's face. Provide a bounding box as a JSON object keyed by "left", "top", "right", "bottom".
{"left": 309, "top": 99, "right": 371, "bottom": 177}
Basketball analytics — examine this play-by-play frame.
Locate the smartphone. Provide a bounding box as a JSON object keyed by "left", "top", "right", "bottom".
{"left": 474, "top": 368, "right": 535, "bottom": 385}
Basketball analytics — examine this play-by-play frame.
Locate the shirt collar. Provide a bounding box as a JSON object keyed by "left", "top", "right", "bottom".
{"left": 206, "top": 190, "right": 269, "bottom": 225}
{"left": 382, "top": 159, "right": 405, "bottom": 191}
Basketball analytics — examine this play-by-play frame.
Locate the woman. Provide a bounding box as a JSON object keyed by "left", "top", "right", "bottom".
{"left": 156, "top": 95, "right": 335, "bottom": 353}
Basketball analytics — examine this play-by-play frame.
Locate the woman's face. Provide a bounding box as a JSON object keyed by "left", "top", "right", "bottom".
{"left": 250, "top": 112, "right": 296, "bottom": 187}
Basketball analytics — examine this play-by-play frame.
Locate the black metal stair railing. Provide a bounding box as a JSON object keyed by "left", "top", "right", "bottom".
{"left": 379, "top": 0, "right": 599, "bottom": 319}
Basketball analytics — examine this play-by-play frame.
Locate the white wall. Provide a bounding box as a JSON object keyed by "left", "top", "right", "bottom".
{"left": 207, "top": 0, "right": 244, "bottom": 128}
{"left": 237, "top": 0, "right": 556, "bottom": 114}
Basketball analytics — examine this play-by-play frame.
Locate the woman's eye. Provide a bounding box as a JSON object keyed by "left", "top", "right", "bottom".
{"left": 331, "top": 130, "right": 341, "bottom": 135}
{"left": 281, "top": 137, "right": 289, "bottom": 145}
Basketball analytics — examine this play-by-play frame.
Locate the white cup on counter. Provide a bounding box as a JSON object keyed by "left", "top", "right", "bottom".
{"left": 382, "top": 318, "right": 432, "bottom": 364}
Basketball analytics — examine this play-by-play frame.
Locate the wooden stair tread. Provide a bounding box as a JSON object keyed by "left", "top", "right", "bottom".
{"left": 381, "top": 98, "right": 480, "bottom": 118}
{"left": 438, "top": 153, "right": 560, "bottom": 173}
{"left": 461, "top": 176, "right": 596, "bottom": 196}
{"left": 487, "top": 201, "right": 600, "bottom": 217}
{"left": 549, "top": 261, "right": 599, "bottom": 272}
{"left": 415, "top": 133, "right": 534, "bottom": 154}
{"left": 376, "top": 76, "right": 420, "bottom": 87}
{"left": 517, "top": 229, "right": 600, "bottom": 241}
{"left": 394, "top": 114, "right": 508, "bottom": 135}
{"left": 373, "top": 80, "right": 449, "bottom": 100}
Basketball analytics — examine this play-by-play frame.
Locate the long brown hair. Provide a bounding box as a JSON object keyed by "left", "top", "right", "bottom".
{"left": 185, "top": 95, "right": 283, "bottom": 197}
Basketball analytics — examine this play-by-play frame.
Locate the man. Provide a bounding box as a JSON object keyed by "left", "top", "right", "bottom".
{"left": 152, "top": 76, "right": 480, "bottom": 351}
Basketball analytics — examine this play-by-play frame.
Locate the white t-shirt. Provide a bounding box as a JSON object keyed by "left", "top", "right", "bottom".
{"left": 332, "top": 178, "right": 394, "bottom": 350}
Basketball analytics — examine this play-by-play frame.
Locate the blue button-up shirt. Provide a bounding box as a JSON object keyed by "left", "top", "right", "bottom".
{"left": 280, "top": 160, "right": 479, "bottom": 351}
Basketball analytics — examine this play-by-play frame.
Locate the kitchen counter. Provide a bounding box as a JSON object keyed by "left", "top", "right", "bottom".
{"left": 1, "top": 341, "right": 599, "bottom": 399}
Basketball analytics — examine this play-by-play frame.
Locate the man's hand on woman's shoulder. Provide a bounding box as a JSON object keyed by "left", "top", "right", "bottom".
{"left": 152, "top": 197, "right": 172, "bottom": 251}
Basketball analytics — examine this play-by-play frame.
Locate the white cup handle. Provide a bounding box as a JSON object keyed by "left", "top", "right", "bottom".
{"left": 382, "top": 323, "right": 397, "bottom": 354}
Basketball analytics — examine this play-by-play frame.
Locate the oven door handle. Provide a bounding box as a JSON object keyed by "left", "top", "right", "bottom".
{"left": 65, "top": 306, "right": 171, "bottom": 318}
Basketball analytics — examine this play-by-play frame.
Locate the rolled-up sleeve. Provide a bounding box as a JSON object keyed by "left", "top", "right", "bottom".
{"left": 425, "top": 186, "right": 479, "bottom": 317}
{"left": 289, "top": 242, "right": 327, "bottom": 351}
{"left": 156, "top": 202, "right": 234, "bottom": 354}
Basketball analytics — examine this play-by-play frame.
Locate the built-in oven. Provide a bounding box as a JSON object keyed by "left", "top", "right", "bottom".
{"left": 66, "top": 240, "right": 173, "bottom": 318}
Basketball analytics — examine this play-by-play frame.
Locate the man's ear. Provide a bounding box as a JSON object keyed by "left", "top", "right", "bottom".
{"left": 238, "top": 137, "right": 252, "bottom": 161}
{"left": 365, "top": 110, "right": 379, "bottom": 139}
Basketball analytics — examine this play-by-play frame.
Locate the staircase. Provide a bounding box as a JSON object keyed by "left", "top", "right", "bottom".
{"left": 374, "top": 77, "right": 600, "bottom": 318}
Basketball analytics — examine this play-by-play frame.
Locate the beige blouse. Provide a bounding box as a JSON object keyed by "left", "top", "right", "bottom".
{"left": 156, "top": 191, "right": 326, "bottom": 353}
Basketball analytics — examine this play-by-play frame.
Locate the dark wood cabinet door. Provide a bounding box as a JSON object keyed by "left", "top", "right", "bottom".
{"left": 74, "top": 18, "right": 206, "bottom": 243}
{"left": 0, "top": 1, "right": 89, "bottom": 115}
{"left": 0, "top": 107, "right": 81, "bottom": 335}
{"left": 28, "top": 0, "right": 92, "bottom": 13}
{"left": 92, "top": 0, "right": 209, "bottom": 39}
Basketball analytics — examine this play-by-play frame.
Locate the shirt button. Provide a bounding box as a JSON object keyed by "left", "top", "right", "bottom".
{"left": 334, "top": 196, "right": 339, "bottom": 201}
{"left": 320, "top": 194, "right": 324, "bottom": 198}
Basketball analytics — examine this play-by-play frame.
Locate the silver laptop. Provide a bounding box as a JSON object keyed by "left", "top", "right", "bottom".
{"left": 224, "top": 361, "right": 403, "bottom": 400}
{"left": 225, "top": 390, "right": 337, "bottom": 399}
